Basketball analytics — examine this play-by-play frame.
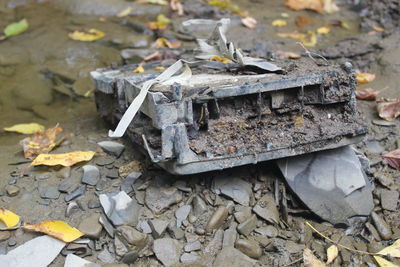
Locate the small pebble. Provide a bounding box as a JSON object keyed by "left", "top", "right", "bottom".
{"left": 5, "top": 185, "right": 20, "bottom": 197}
{"left": 7, "top": 240, "right": 16, "bottom": 247}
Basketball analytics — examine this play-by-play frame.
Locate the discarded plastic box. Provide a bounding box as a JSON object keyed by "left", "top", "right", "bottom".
{"left": 92, "top": 60, "right": 367, "bottom": 175}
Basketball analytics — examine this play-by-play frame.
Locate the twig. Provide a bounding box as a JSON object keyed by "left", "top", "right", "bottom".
{"left": 296, "top": 42, "right": 329, "bottom": 66}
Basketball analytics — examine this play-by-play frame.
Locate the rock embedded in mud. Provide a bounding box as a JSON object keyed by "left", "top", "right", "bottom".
{"left": 153, "top": 238, "right": 182, "bottom": 266}
{"left": 38, "top": 186, "right": 60, "bottom": 199}
{"left": 255, "top": 225, "right": 278, "bottom": 238}
{"left": 5, "top": 185, "right": 20, "bottom": 197}
{"left": 234, "top": 206, "right": 252, "bottom": 224}
{"left": 82, "top": 165, "right": 100, "bottom": 186}
{"left": 205, "top": 205, "right": 229, "bottom": 233}
{"left": 98, "top": 141, "right": 125, "bottom": 158}
{"left": 235, "top": 239, "right": 262, "bottom": 259}
{"left": 184, "top": 240, "right": 201, "bottom": 252}
{"left": 213, "top": 247, "right": 257, "bottom": 267}
{"left": 212, "top": 177, "right": 253, "bottom": 206}
{"left": 237, "top": 215, "right": 258, "bottom": 236}
{"left": 98, "top": 249, "right": 115, "bottom": 263}
{"left": 78, "top": 213, "right": 103, "bottom": 239}
{"left": 371, "top": 211, "right": 392, "bottom": 240}
{"left": 380, "top": 189, "right": 399, "bottom": 211}
{"left": 117, "top": 225, "right": 148, "bottom": 251}
{"left": 252, "top": 193, "right": 280, "bottom": 224}
{"left": 144, "top": 186, "right": 183, "bottom": 214}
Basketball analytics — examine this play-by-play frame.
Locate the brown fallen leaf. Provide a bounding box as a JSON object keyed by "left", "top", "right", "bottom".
{"left": 133, "top": 65, "right": 145, "bottom": 73}
{"left": 285, "top": 0, "right": 324, "bottom": 14}
{"left": 356, "top": 72, "right": 376, "bottom": 84}
{"left": 377, "top": 98, "right": 400, "bottom": 121}
{"left": 210, "top": 56, "right": 232, "bottom": 64}
{"left": 152, "top": 37, "right": 182, "bottom": 49}
{"left": 355, "top": 88, "right": 380, "bottom": 101}
{"left": 276, "top": 50, "right": 301, "bottom": 59}
{"left": 382, "top": 149, "right": 400, "bottom": 170}
{"left": 170, "top": 0, "right": 184, "bottom": 16}
{"left": 148, "top": 14, "right": 170, "bottom": 30}
{"left": 20, "top": 125, "right": 66, "bottom": 159}
{"left": 326, "top": 245, "right": 339, "bottom": 264}
{"left": 277, "top": 31, "right": 317, "bottom": 47}
{"left": 23, "top": 220, "right": 84, "bottom": 242}
{"left": 317, "top": 26, "right": 330, "bottom": 34}
{"left": 241, "top": 16, "right": 257, "bottom": 29}
{"left": 296, "top": 16, "right": 313, "bottom": 28}
{"left": 303, "top": 248, "right": 327, "bottom": 267}
{"left": 31, "top": 151, "right": 96, "bottom": 167}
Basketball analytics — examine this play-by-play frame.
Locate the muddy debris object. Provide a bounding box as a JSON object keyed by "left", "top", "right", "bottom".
{"left": 153, "top": 238, "right": 182, "bottom": 266}
{"left": 234, "top": 238, "right": 262, "bottom": 259}
{"left": 78, "top": 213, "right": 103, "bottom": 239}
{"left": 145, "top": 186, "right": 183, "bottom": 214}
{"left": 277, "top": 146, "right": 374, "bottom": 225}
{"left": 212, "top": 177, "right": 252, "bottom": 206}
{"left": 5, "top": 185, "right": 20, "bottom": 197}
{"left": 213, "top": 246, "right": 257, "bottom": 267}
{"left": 82, "top": 165, "right": 100, "bottom": 186}
{"left": 370, "top": 211, "right": 392, "bottom": 240}
{"left": 252, "top": 193, "right": 279, "bottom": 224}
{"left": 98, "top": 141, "right": 125, "bottom": 157}
{"left": 206, "top": 205, "right": 229, "bottom": 233}
{"left": 99, "top": 191, "right": 141, "bottom": 226}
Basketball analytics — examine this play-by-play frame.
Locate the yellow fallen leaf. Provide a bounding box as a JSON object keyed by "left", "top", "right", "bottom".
{"left": 210, "top": 56, "right": 232, "bottom": 64}
{"left": 116, "top": 7, "right": 134, "bottom": 17}
{"left": 356, "top": 72, "right": 376, "bottom": 84}
{"left": 374, "top": 256, "right": 398, "bottom": 267}
{"left": 152, "top": 37, "right": 181, "bottom": 49}
{"left": 4, "top": 123, "right": 45, "bottom": 134}
{"left": 148, "top": 14, "right": 170, "bottom": 30}
{"left": 317, "top": 26, "right": 330, "bottom": 34}
{"left": 133, "top": 65, "right": 145, "bottom": 73}
{"left": 285, "top": 0, "right": 324, "bottom": 14}
{"left": 276, "top": 50, "right": 301, "bottom": 59}
{"left": 378, "top": 240, "right": 400, "bottom": 258}
{"left": 373, "top": 25, "right": 384, "bottom": 32}
{"left": 136, "top": 0, "right": 168, "bottom": 5}
{"left": 20, "top": 125, "right": 66, "bottom": 159}
{"left": 154, "top": 66, "right": 165, "bottom": 71}
{"left": 208, "top": 0, "right": 245, "bottom": 16}
{"left": 326, "top": 245, "right": 339, "bottom": 264}
{"left": 24, "top": 220, "right": 83, "bottom": 242}
{"left": 303, "top": 248, "right": 327, "bottom": 267}
{"left": 0, "top": 208, "right": 21, "bottom": 230}
{"left": 278, "top": 31, "right": 317, "bottom": 47}
{"left": 31, "top": 151, "right": 96, "bottom": 167}
{"left": 68, "top": 29, "right": 105, "bottom": 42}
{"left": 272, "top": 19, "right": 287, "bottom": 27}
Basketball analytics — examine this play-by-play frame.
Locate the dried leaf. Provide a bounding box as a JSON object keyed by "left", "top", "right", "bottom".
{"left": 295, "top": 16, "right": 312, "bottom": 28}
{"left": 0, "top": 208, "right": 21, "bottom": 230}
{"left": 20, "top": 125, "right": 66, "bottom": 159}
{"left": 148, "top": 14, "right": 171, "bottom": 30}
{"left": 377, "top": 98, "right": 400, "bottom": 121}
{"left": 326, "top": 245, "right": 339, "bottom": 264}
{"left": 31, "top": 151, "right": 96, "bottom": 167}
{"left": 323, "top": 0, "right": 339, "bottom": 13}
{"left": 133, "top": 65, "right": 145, "bottom": 73}
{"left": 210, "top": 56, "right": 232, "bottom": 64}
{"left": 276, "top": 50, "right": 301, "bottom": 59}
{"left": 272, "top": 19, "right": 287, "bottom": 27}
{"left": 303, "top": 248, "right": 327, "bottom": 267}
{"left": 136, "top": 0, "right": 168, "bottom": 5}
{"left": 4, "top": 123, "right": 45, "bottom": 134}
{"left": 154, "top": 66, "right": 165, "bottom": 71}
{"left": 277, "top": 31, "right": 317, "bottom": 47}
{"left": 356, "top": 72, "right": 376, "bottom": 84}
{"left": 285, "top": 0, "right": 324, "bottom": 14}
{"left": 170, "top": 0, "right": 184, "bottom": 16}
{"left": 374, "top": 239, "right": 400, "bottom": 267}
{"left": 317, "top": 26, "right": 330, "bottom": 34}
{"left": 208, "top": 0, "right": 245, "bottom": 16}
{"left": 23, "top": 220, "right": 84, "bottom": 242}
{"left": 152, "top": 37, "right": 181, "bottom": 49}
{"left": 372, "top": 25, "right": 384, "bottom": 32}
{"left": 355, "top": 88, "right": 380, "bottom": 101}
{"left": 68, "top": 29, "right": 105, "bottom": 42}
{"left": 241, "top": 16, "right": 257, "bottom": 29}
{"left": 116, "top": 7, "right": 134, "bottom": 17}
{"left": 382, "top": 149, "right": 400, "bottom": 170}
{"left": 4, "top": 19, "right": 29, "bottom": 37}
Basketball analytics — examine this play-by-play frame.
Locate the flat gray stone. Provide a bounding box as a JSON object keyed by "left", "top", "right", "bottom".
{"left": 78, "top": 213, "right": 103, "bottom": 239}
{"left": 252, "top": 194, "right": 279, "bottom": 225}
{"left": 175, "top": 205, "right": 191, "bottom": 228}
{"left": 212, "top": 177, "right": 252, "bottom": 206}
{"left": 237, "top": 215, "right": 257, "bottom": 236}
{"left": 277, "top": 146, "right": 374, "bottom": 225}
{"left": 153, "top": 238, "right": 182, "bottom": 266}
{"left": 255, "top": 225, "right": 278, "bottom": 238}
{"left": 64, "top": 254, "right": 101, "bottom": 267}
{"left": 180, "top": 252, "right": 200, "bottom": 263}
{"left": 98, "top": 141, "right": 125, "bottom": 157}
{"left": 213, "top": 247, "right": 257, "bottom": 267}
{"left": 138, "top": 220, "right": 152, "bottom": 234}
{"left": 99, "top": 191, "right": 141, "bottom": 226}
{"left": 380, "top": 189, "right": 399, "bottom": 211}
{"left": 97, "top": 249, "right": 115, "bottom": 263}
{"left": 223, "top": 222, "right": 237, "bottom": 248}
{"left": 121, "top": 172, "right": 141, "bottom": 194}
{"left": 192, "top": 195, "right": 207, "bottom": 216}
{"left": 145, "top": 186, "right": 182, "bottom": 214}
{"left": 0, "top": 236, "right": 65, "bottom": 267}
{"left": 65, "top": 186, "right": 86, "bottom": 202}
{"left": 82, "top": 165, "right": 100, "bottom": 186}
{"left": 184, "top": 240, "right": 201, "bottom": 252}
{"left": 149, "top": 219, "right": 169, "bottom": 239}
{"left": 38, "top": 186, "right": 60, "bottom": 199}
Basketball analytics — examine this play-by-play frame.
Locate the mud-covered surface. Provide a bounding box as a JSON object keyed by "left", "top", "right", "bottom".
{"left": 0, "top": 0, "right": 400, "bottom": 266}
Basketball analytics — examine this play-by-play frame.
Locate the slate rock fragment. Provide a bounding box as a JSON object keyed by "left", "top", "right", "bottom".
{"left": 82, "top": 165, "right": 100, "bottom": 186}
{"left": 98, "top": 141, "right": 125, "bottom": 157}
{"left": 252, "top": 193, "right": 279, "bottom": 224}
{"left": 153, "top": 238, "right": 182, "bottom": 266}
{"left": 99, "top": 191, "right": 141, "bottom": 226}
{"left": 145, "top": 186, "right": 182, "bottom": 214}
{"left": 212, "top": 177, "right": 252, "bottom": 206}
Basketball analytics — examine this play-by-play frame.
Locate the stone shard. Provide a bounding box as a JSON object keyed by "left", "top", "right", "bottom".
{"left": 64, "top": 254, "right": 101, "bottom": 267}
{"left": 234, "top": 239, "right": 262, "bottom": 259}
{"left": 153, "top": 238, "right": 182, "bottom": 266}
{"left": 99, "top": 191, "right": 141, "bottom": 226}
{"left": 149, "top": 219, "right": 169, "bottom": 239}
{"left": 237, "top": 215, "right": 257, "bottom": 236}
{"left": 82, "top": 165, "right": 100, "bottom": 186}
{"left": 205, "top": 206, "right": 229, "bottom": 233}
{"left": 145, "top": 186, "right": 182, "bottom": 214}
{"left": 213, "top": 247, "right": 257, "bottom": 267}
{"left": 252, "top": 194, "right": 280, "bottom": 225}
{"left": 277, "top": 146, "right": 374, "bottom": 225}
{"left": 175, "top": 205, "right": 191, "bottom": 228}
{"left": 78, "top": 213, "right": 103, "bottom": 239}
{"left": 212, "top": 177, "right": 252, "bottom": 206}
{"left": 98, "top": 141, "right": 125, "bottom": 157}
{"left": 0, "top": 236, "right": 65, "bottom": 267}
{"left": 192, "top": 195, "right": 207, "bottom": 216}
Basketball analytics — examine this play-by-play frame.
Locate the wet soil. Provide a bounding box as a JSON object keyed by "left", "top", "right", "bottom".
{"left": 0, "top": 0, "right": 399, "bottom": 266}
